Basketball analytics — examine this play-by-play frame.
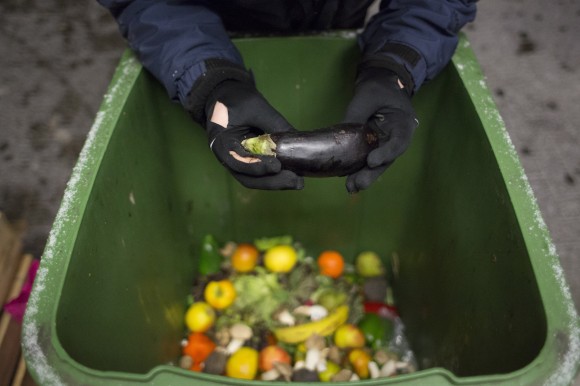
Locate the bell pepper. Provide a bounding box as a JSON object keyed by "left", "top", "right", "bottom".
{"left": 363, "top": 301, "right": 399, "bottom": 318}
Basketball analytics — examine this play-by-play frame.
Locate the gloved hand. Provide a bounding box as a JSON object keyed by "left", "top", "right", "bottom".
{"left": 343, "top": 65, "right": 418, "bottom": 193}
{"left": 186, "top": 59, "right": 303, "bottom": 190}
{"left": 204, "top": 80, "right": 304, "bottom": 190}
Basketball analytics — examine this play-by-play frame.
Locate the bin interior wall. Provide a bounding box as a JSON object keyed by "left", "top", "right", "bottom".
{"left": 56, "top": 74, "right": 197, "bottom": 373}
{"left": 55, "top": 37, "right": 546, "bottom": 378}
{"left": 394, "top": 68, "right": 547, "bottom": 376}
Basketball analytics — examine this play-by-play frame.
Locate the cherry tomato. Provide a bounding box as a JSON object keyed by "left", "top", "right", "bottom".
{"left": 231, "top": 243, "right": 259, "bottom": 272}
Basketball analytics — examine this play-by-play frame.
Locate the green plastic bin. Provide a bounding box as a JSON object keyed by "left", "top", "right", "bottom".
{"left": 23, "top": 34, "right": 579, "bottom": 385}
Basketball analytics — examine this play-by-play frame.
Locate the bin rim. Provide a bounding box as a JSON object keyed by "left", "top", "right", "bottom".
{"left": 20, "top": 49, "right": 143, "bottom": 386}
{"left": 21, "top": 34, "right": 580, "bottom": 385}
{"left": 451, "top": 36, "right": 580, "bottom": 385}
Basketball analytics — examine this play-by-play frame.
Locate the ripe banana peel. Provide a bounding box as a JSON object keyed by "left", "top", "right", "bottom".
{"left": 273, "top": 305, "right": 349, "bottom": 343}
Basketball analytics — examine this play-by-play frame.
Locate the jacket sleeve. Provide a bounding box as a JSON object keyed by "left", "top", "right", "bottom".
{"left": 360, "top": 0, "right": 477, "bottom": 93}
{"left": 97, "top": 0, "right": 245, "bottom": 106}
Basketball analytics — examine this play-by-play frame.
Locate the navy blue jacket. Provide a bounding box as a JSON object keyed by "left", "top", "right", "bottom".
{"left": 98, "top": 0, "right": 477, "bottom": 106}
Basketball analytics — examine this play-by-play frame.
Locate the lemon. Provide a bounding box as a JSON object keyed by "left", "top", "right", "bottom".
{"left": 184, "top": 301, "right": 215, "bottom": 333}
{"left": 264, "top": 245, "right": 297, "bottom": 273}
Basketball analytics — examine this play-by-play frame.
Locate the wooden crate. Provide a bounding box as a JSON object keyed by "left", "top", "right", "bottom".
{"left": 0, "top": 213, "right": 36, "bottom": 386}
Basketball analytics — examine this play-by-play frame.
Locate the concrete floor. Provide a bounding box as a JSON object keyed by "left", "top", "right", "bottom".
{"left": 1, "top": 0, "right": 579, "bottom": 383}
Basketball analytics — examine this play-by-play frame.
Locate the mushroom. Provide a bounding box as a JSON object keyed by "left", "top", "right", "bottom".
{"left": 331, "top": 369, "right": 353, "bottom": 382}
{"left": 273, "top": 362, "right": 293, "bottom": 382}
{"left": 294, "top": 305, "right": 328, "bottom": 321}
{"left": 293, "top": 360, "right": 306, "bottom": 371}
{"left": 203, "top": 348, "right": 228, "bottom": 375}
{"left": 179, "top": 355, "right": 193, "bottom": 369}
{"left": 380, "top": 360, "right": 397, "bottom": 377}
{"left": 309, "top": 305, "right": 329, "bottom": 321}
{"left": 327, "top": 345, "right": 343, "bottom": 364}
{"left": 262, "top": 362, "right": 293, "bottom": 381}
{"left": 275, "top": 308, "right": 296, "bottom": 326}
{"left": 305, "top": 333, "right": 326, "bottom": 351}
{"left": 373, "top": 349, "right": 397, "bottom": 366}
{"left": 214, "top": 327, "right": 231, "bottom": 347}
{"left": 220, "top": 241, "right": 237, "bottom": 257}
{"left": 304, "top": 334, "right": 327, "bottom": 371}
{"left": 226, "top": 323, "right": 253, "bottom": 354}
{"left": 395, "top": 361, "right": 416, "bottom": 374}
{"left": 368, "top": 361, "right": 380, "bottom": 379}
{"left": 261, "top": 368, "right": 282, "bottom": 381}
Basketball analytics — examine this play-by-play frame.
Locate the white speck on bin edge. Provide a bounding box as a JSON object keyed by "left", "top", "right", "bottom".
{"left": 455, "top": 55, "right": 580, "bottom": 385}
{"left": 22, "top": 55, "right": 139, "bottom": 386}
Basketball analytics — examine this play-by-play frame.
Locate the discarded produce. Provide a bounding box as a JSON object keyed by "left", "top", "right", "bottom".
{"left": 334, "top": 324, "right": 366, "bottom": 349}
{"left": 355, "top": 251, "right": 385, "bottom": 277}
{"left": 274, "top": 305, "right": 349, "bottom": 343}
{"left": 231, "top": 243, "right": 259, "bottom": 273}
{"left": 259, "top": 345, "right": 292, "bottom": 372}
{"left": 264, "top": 244, "right": 298, "bottom": 273}
{"left": 184, "top": 302, "right": 215, "bottom": 333}
{"left": 204, "top": 279, "right": 237, "bottom": 310}
{"left": 317, "top": 250, "right": 345, "bottom": 279}
{"left": 226, "top": 347, "right": 259, "bottom": 379}
{"left": 182, "top": 332, "right": 216, "bottom": 371}
{"left": 176, "top": 235, "right": 417, "bottom": 381}
{"left": 241, "top": 123, "right": 379, "bottom": 177}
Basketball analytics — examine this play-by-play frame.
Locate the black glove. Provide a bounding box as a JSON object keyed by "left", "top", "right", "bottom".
{"left": 187, "top": 60, "right": 304, "bottom": 190}
{"left": 343, "top": 63, "right": 418, "bottom": 193}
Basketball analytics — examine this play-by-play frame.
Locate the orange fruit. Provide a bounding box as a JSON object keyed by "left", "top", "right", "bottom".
{"left": 231, "top": 243, "right": 259, "bottom": 273}
{"left": 317, "top": 250, "right": 345, "bottom": 278}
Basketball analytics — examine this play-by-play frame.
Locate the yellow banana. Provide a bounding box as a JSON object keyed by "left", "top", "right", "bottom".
{"left": 274, "top": 305, "right": 349, "bottom": 343}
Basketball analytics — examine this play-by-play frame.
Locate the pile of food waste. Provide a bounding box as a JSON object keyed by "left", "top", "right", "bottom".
{"left": 176, "top": 235, "right": 416, "bottom": 381}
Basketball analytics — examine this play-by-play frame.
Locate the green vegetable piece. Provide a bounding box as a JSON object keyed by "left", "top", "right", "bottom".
{"left": 241, "top": 134, "right": 277, "bottom": 156}
{"left": 198, "top": 234, "right": 223, "bottom": 275}
{"left": 254, "top": 235, "right": 293, "bottom": 251}
{"left": 358, "top": 313, "right": 393, "bottom": 351}
{"left": 231, "top": 268, "right": 289, "bottom": 329}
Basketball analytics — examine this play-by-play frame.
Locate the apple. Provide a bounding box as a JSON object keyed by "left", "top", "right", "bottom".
{"left": 333, "top": 324, "right": 366, "bottom": 349}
